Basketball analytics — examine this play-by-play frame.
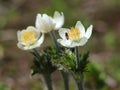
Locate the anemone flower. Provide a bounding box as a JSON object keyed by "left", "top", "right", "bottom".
{"left": 57, "top": 21, "right": 93, "bottom": 48}
{"left": 17, "top": 26, "right": 44, "bottom": 50}
{"left": 35, "top": 11, "right": 64, "bottom": 33}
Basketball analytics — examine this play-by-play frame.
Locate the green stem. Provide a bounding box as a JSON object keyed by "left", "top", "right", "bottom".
{"left": 32, "top": 49, "right": 40, "bottom": 60}
{"left": 75, "top": 46, "right": 80, "bottom": 68}
{"left": 76, "top": 73, "right": 84, "bottom": 90}
{"left": 72, "top": 72, "right": 84, "bottom": 90}
{"left": 50, "top": 31, "right": 69, "bottom": 90}
{"left": 50, "top": 31, "right": 60, "bottom": 54}
{"left": 43, "top": 74, "right": 53, "bottom": 90}
{"left": 74, "top": 47, "right": 84, "bottom": 90}
{"left": 81, "top": 73, "right": 84, "bottom": 90}
{"left": 61, "top": 71, "right": 69, "bottom": 90}
{"left": 31, "top": 49, "right": 54, "bottom": 90}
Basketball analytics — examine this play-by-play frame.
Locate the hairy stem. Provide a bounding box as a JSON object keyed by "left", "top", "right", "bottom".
{"left": 72, "top": 72, "right": 84, "bottom": 90}
{"left": 43, "top": 74, "right": 53, "bottom": 90}
{"left": 50, "top": 31, "right": 69, "bottom": 90}
{"left": 33, "top": 49, "right": 41, "bottom": 57}
{"left": 74, "top": 47, "right": 84, "bottom": 90}
{"left": 76, "top": 73, "right": 84, "bottom": 90}
{"left": 50, "top": 31, "right": 60, "bottom": 54}
{"left": 75, "top": 46, "right": 80, "bottom": 68}
{"left": 61, "top": 71, "right": 69, "bottom": 90}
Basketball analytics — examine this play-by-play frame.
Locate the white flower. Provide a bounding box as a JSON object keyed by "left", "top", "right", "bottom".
{"left": 35, "top": 11, "right": 64, "bottom": 33}
{"left": 57, "top": 21, "right": 93, "bottom": 48}
{"left": 17, "top": 26, "right": 44, "bottom": 50}
{"left": 53, "top": 11, "right": 64, "bottom": 30}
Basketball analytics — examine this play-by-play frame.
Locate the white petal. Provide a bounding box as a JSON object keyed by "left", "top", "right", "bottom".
{"left": 17, "top": 33, "right": 44, "bottom": 50}
{"left": 53, "top": 11, "right": 64, "bottom": 30}
{"left": 42, "top": 14, "right": 52, "bottom": 22}
{"left": 75, "top": 21, "right": 85, "bottom": 37}
{"left": 34, "top": 33, "right": 44, "bottom": 47}
{"left": 28, "top": 26, "right": 40, "bottom": 38}
{"left": 57, "top": 39, "right": 72, "bottom": 47}
{"left": 77, "top": 37, "right": 88, "bottom": 46}
{"left": 17, "top": 42, "right": 33, "bottom": 50}
{"left": 42, "top": 14, "right": 54, "bottom": 25}
{"left": 85, "top": 25, "right": 93, "bottom": 39}
{"left": 27, "top": 26, "right": 37, "bottom": 31}
{"left": 25, "top": 26, "right": 40, "bottom": 39}
{"left": 22, "top": 34, "right": 44, "bottom": 50}
{"left": 36, "top": 14, "right": 55, "bottom": 33}
{"left": 17, "top": 31, "right": 21, "bottom": 42}
{"left": 68, "top": 37, "right": 88, "bottom": 47}
{"left": 67, "top": 41, "right": 79, "bottom": 47}
{"left": 35, "top": 14, "right": 42, "bottom": 29}
{"left": 58, "top": 28, "right": 69, "bottom": 39}
{"left": 17, "top": 42, "right": 27, "bottom": 50}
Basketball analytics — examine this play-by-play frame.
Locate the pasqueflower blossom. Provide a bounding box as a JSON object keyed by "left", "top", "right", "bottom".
{"left": 57, "top": 21, "right": 93, "bottom": 48}
{"left": 35, "top": 11, "right": 64, "bottom": 33}
{"left": 17, "top": 26, "right": 44, "bottom": 50}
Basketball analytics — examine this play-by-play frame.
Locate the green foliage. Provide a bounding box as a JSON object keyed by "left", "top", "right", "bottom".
{"left": 54, "top": 49, "right": 76, "bottom": 71}
{"left": 88, "top": 62, "right": 107, "bottom": 79}
{"left": 31, "top": 46, "right": 90, "bottom": 89}
{"left": 31, "top": 47, "right": 57, "bottom": 76}
{"left": 109, "top": 54, "right": 120, "bottom": 81}
{"left": 86, "top": 62, "right": 108, "bottom": 90}
{"left": 71, "top": 51, "right": 90, "bottom": 85}
{"left": 54, "top": 49, "right": 90, "bottom": 74}
{"left": 0, "top": 83, "right": 9, "bottom": 90}
{"left": 30, "top": 81, "right": 43, "bottom": 90}
{"left": 77, "top": 51, "right": 89, "bottom": 73}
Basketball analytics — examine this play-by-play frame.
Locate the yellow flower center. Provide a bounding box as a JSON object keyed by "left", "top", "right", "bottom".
{"left": 67, "top": 27, "right": 80, "bottom": 41}
{"left": 21, "top": 30, "right": 37, "bottom": 46}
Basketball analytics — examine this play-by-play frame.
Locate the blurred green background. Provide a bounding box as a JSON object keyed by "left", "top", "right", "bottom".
{"left": 0, "top": 0, "right": 120, "bottom": 90}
